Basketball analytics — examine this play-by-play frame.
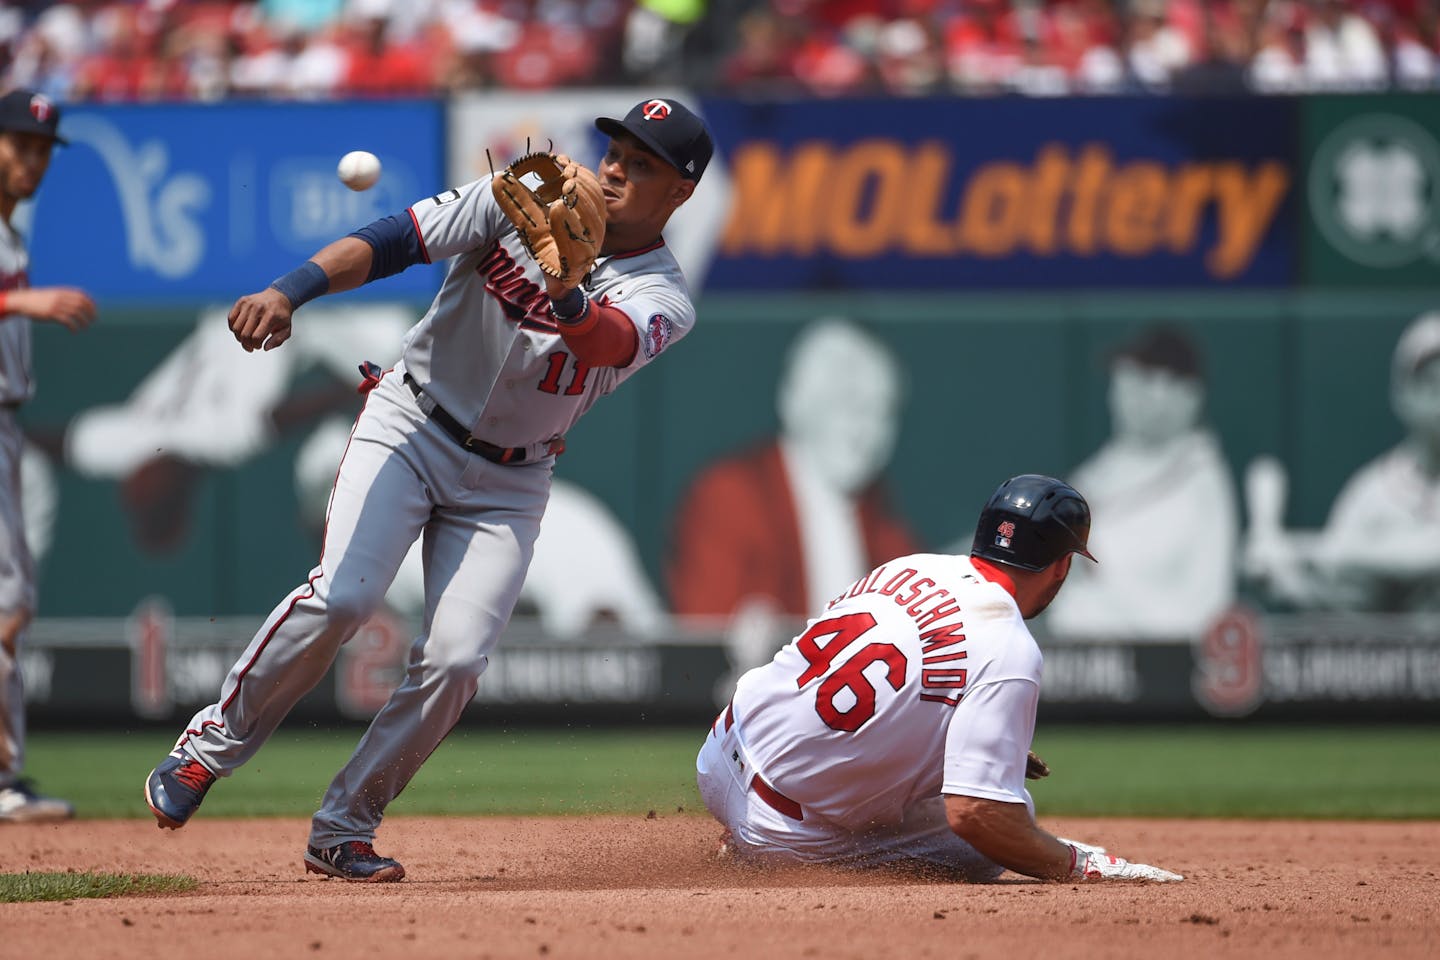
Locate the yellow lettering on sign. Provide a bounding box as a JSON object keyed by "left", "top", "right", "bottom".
{"left": 1166, "top": 165, "right": 1213, "bottom": 253}
{"left": 721, "top": 141, "right": 833, "bottom": 256}
{"left": 719, "top": 139, "right": 1292, "bottom": 279}
{"left": 1066, "top": 144, "right": 1111, "bottom": 257}
{"left": 1024, "top": 144, "right": 1071, "bottom": 255}
{"left": 959, "top": 163, "right": 1027, "bottom": 257}
{"left": 901, "top": 142, "right": 956, "bottom": 256}
{"left": 1208, "top": 161, "right": 1290, "bottom": 279}
{"left": 1104, "top": 161, "right": 1168, "bottom": 256}
{"left": 828, "top": 140, "right": 907, "bottom": 258}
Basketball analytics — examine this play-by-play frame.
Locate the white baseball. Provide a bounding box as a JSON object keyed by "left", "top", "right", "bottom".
{"left": 338, "top": 150, "right": 382, "bottom": 191}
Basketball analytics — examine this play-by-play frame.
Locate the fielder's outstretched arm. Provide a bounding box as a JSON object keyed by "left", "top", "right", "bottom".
{"left": 230, "top": 211, "right": 427, "bottom": 352}
{"left": 229, "top": 237, "right": 376, "bottom": 353}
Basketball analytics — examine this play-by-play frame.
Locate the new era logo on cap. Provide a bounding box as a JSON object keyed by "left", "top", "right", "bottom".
{"left": 595, "top": 97, "right": 714, "bottom": 183}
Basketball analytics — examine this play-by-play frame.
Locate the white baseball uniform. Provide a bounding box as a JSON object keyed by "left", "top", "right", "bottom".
{"left": 0, "top": 218, "right": 36, "bottom": 787}
{"left": 697, "top": 553, "right": 1042, "bottom": 877}
{"left": 173, "top": 172, "right": 695, "bottom": 848}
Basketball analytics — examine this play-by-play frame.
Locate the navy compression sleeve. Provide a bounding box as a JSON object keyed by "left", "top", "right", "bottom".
{"left": 348, "top": 214, "right": 425, "bottom": 283}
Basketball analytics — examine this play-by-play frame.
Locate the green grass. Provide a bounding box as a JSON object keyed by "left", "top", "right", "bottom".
{"left": 1029, "top": 725, "right": 1440, "bottom": 819}
{"left": 0, "top": 872, "right": 196, "bottom": 903}
{"left": 19, "top": 724, "right": 1440, "bottom": 821}
{"left": 26, "top": 727, "right": 707, "bottom": 819}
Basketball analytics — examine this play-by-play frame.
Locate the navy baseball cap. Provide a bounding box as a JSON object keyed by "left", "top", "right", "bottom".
{"left": 0, "top": 89, "right": 66, "bottom": 144}
{"left": 595, "top": 98, "right": 713, "bottom": 183}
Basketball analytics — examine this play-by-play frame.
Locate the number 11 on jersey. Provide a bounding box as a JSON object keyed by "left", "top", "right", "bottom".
{"left": 537, "top": 350, "right": 592, "bottom": 395}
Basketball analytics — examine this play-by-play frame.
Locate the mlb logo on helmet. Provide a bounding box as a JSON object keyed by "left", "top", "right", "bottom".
{"left": 995, "top": 520, "right": 1016, "bottom": 549}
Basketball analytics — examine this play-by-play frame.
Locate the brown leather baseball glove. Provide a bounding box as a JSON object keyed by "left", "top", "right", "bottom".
{"left": 491, "top": 151, "right": 606, "bottom": 286}
{"left": 1025, "top": 750, "right": 1050, "bottom": 780}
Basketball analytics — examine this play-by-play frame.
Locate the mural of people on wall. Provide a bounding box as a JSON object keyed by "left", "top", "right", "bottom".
{"left": 1244, "top": 311, "right": 1440, "bottom": 613}
{"left": 35, "top": 305, "right": 666, "bottom": 639}
{"left": 667, "top": 316, "right": 920, "bottom": 621}
{"left": 666, "top": 317, "right": 921, "bottom": 706}
{"left": 51, "top": 304, "right": 404, "bottom": 554}
{"left": 1043, "top": 323, "right": 1239, "bottom": 640}
{"left": 293, "top": 418, "right": 666, "bottom": 641}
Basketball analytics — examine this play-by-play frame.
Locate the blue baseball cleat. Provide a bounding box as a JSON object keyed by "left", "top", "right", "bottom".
{"left": 303, "top": 841, "right": 406, "bottom": 882}
{"left": 144, "top": 753, "right": 216, "bottom": 829}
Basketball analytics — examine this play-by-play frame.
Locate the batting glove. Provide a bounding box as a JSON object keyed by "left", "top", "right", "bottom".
{"left": 1067, "top": 843, "right": 1184, "bottom": 882}
{"left": 1057, "top": 837, "right": 1107, "bottom": 856}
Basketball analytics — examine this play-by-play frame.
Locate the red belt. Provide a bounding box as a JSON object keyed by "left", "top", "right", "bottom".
{"left": 713, "top": 701, "right": 803, "bottom": 821}
{"left": 751, "top": 774, "right": 803, "bottom": 821}
{"left": 710, "top": 702, "right": 734, "bottom": 736}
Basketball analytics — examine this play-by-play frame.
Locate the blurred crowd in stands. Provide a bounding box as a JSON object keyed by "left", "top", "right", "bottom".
{"left": 0, "top": 0, "right": 1436, "bottom": 100}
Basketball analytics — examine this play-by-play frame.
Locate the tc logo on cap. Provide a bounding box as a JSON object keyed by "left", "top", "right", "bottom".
{"left": 641, "top": 100, "right": 672, "bottom": 121}
{"left": 28, "top": 95, "right": 55, "bottom": 124}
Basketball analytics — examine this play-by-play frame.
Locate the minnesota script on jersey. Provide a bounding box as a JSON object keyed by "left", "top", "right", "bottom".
{"left": 399, "top": 178, "right": 694, "bottom": 449}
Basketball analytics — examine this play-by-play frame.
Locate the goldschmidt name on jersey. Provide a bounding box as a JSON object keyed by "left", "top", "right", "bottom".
{"left": 827, "top": 562, "right": 971, "bottom": 706}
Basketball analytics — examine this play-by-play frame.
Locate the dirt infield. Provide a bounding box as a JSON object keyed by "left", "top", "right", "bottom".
{"left": 3, "top": 815, "right": 1437, "bottom": 959}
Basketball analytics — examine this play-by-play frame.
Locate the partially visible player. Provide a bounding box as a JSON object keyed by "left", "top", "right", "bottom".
{"left": 0, "top": 88, "right": 96, "bottom": 823}
{"left": 143, "top": 97, "right": 714, "bottom": 880}
{"left": 697, "top": 474, "right": 1183, "bottom": 882}
{"left": 1245, "top": 312, "right": 1440, "bottom": 612}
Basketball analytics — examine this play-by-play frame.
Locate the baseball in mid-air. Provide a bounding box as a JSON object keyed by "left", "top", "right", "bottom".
{"left": 338, "top": 150, "right": 382, "bottom": 191}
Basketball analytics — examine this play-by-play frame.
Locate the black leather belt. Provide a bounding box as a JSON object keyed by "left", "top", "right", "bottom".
{"left": 403, "top": 373, "right": 529, "bottom": 465}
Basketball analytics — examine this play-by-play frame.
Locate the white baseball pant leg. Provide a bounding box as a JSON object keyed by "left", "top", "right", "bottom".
{"left": 0, "top": 409, "right": 36, "bottom": 788}
{"left": 175, "top": 377, "right": 443, "bottom": 774}
{"left": 309, "top": 445, "right": 550, "bottom": 847}
{"left": 696, "top": 713, "right": 1003, "bottom": 880}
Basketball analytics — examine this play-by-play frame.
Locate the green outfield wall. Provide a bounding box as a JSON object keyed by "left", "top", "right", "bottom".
{"left": 15, "top": 91, "right": 1440, "bottom": 724}
{"left": 27, "top": 287, "right": 1434, "bottom": 619}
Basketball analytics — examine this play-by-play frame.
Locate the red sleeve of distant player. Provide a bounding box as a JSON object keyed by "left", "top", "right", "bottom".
{"left": 557, "top": 301, "right": 638, "bottom": 368}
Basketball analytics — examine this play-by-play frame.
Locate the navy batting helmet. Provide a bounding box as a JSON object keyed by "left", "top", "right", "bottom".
{"left": 970, "top": 474, "right": 1097, "bottom": 572}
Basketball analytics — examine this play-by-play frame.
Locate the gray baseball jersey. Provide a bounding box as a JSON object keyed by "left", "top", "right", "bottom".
{"left": 400, "top": 178, "right": 694, "bottom": 449}
{"left": 0, "top": 221, "right": 34, "bottom": 406}
{"left": 172, "top": 172, "right": 696, "bottom": 849}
